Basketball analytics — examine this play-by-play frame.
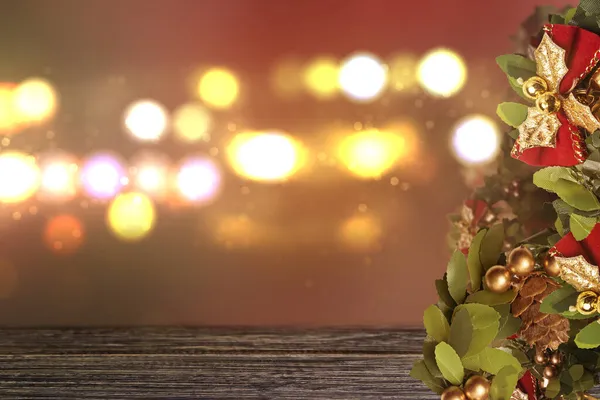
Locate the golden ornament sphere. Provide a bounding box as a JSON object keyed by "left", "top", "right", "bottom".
{"left": 441, "top": 386, "right": 467, "bottom": 400}
{"left": 484, "top": 265, "right": 512, "bottom": 294}
{"left": 523, "top": 76, "right": 549, "bottom": 99}
{"left": 536, "top": 92, "right": 561, "bottom": 114}
{"left": 543, "top": 254, "right": 561, "bottom": 277}
{"left": 549, "top": 352, "right": 562, "bottom": 366}
{"left": 576, "top": 291, "right": 599, "bottom": 315}
{"left": 507, "top": 247, "right": 535, "bottom": 277}
{"left": 543, "top": 365, "right": 558, "bottom": 379}
{"left": 463, "top": 375, "right": 490, "bottom": 400}
{"left": 534, "top": 352, "right": 548, "bottom": 365}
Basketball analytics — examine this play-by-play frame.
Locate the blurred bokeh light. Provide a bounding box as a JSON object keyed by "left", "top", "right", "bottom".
{"left": 339, "top": 214, "right": 382, "bottom": 251}
{"left": 303, "top": 56, "right": 339, "bottom": 100}
{"left": 172, "top": 102, "right": 212, "bottom": 143}
{"left": 270, "top": 57, "right": 304, "bottom": 99}
{"left": 339, "top": 53, "right": 388, "bottom": 102}
{"left": 197, "top": 68, "right": 239, "bottom": 109}
{"left": 174, "top": 156, "right": 222, "bottom": 204}
{"left": 38, "top": 152, "right": 78, "bottom": 202}
{"left": 417, "top": 48, "right": 467, "bottom": 97}
{"left": 0, "top": 83, "right": 21, "bottom": 132}
{"left": 124, "top": 100, "right": 169, "bottom": 142}
{"left": 129, "top": 152, "right": 170, "bottom": 200}
{"left": 12, "top": 78, "right": 58, "bottom": 123}
{"left": 43, "top": 214, "right": 85, "bottom": 255}
{"left": 107, "top": 192, "right": 156, "bottom": 241}
{"left": 388, "top": 54, "right": 419, "bottom": 93}
{"left": 0, "top": 152, "right": 40, "bottom": 204}
{"left": 80, "top": 152, "right": 128, "bottom": 200}
{"left": 451, "top": 115, "right": 500, "bottom": 165}
{"left": 214, "top": 214, "right": 259, "bottom": 249}
{"left": 226, "top": 132, "right": 305, "bottom": 182}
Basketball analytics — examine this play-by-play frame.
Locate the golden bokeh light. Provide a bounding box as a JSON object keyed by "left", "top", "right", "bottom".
{"left": 303, "top": 56, "right": 339, "bottom": 99}
{"left": 43, "top": 214, "right": 85, "bottom": 255}
{"left": 12, "top": 78, "right": 58, "bottom": 123}
{"left": 130, "top": 152, "right": 171, "bottom": 199}
{"left": 417, "top": 48, "right": 467, "bottom": 97}
{"left": 38, "top": 156, "right": 78, "bottom": 202}
{"left": 338, "top": 129, "right": 405, "bottom": 179}
{"left": 197, "top": 68, "right": 239, "bottom": 109}
{"left": 214, "top": 214, "right": 259, "bottom": 249}
{"left": 389, "top": 54, "right": 419, "bottom": 93}
{"left": 107, "top": 192, "right": 157, "bottom": 241}
{"left": 339, "top": 53, "right": 388, "bottom": 102}
{"left": 0, "top": 84, "right": 21, "bottom": 132}
{"left": 124, "top": 100, "right": 169, "bottom": 142}
{"left": 0, "top": 152, "right": 40, "bottom": 204}
{"left": 172, "top": 102, "right": 212, "bottom": 143}
{"left": 451, "top": 115, "right": 500, "bottom": 165}
{"left": 339, "top": 214, "right": 382, "bottom": 251}
{"left": 270, "top": 57, "right": 304, "bottom": 99}
{"left": 226, "top": 131, "right": 305, "bottom": 182}
{"left": 382, "top": 119, "right": 421, "bottom": 166}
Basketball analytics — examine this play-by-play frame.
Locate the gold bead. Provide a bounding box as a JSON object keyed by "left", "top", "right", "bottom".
{"left": 464, "top": 375, "right": 490, "bottom": 400}
{"left": 543, "top": 365, "right": 558, "bottom": 379}
{"left": 549, "top": 352, "right": 562, "bottom": 366}
{"left": 484, "top": 266, "right": 512, "bottom": 294}
{"left": 441, "top": 386, "right": 467, "bottom": 400}
{"left": 522, "top": 76, "right": 548, "bottom": 100}
{"left": 543, "top": 254, "right": 560, "bottom": 277}
{"left": 534, "top": 352, "right": 548, "bottom": 365}
{"left": 507, "top": 247, "right": 535, "bottom": 277}
{"left": 536, "top": 92, "right": 561, "bottom": 114}
{"left": 576, "top": 291, "right": 599, "bottom": 315}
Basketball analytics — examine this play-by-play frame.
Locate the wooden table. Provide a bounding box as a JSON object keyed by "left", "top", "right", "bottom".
{"left": 0, "top": 328, "right": 597, "bottom": 399}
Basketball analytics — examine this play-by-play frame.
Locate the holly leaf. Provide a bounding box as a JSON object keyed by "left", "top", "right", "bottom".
{"left": 449, "top": 308, "right": 472, "bottom": 358}
{"left": 447, "top": 250, "right": 468, "bottom": 304}
{"left": 423, "top": 305, "right": 450, "bottom": 343}
{"left": 480, "top": 223, "right": 505, "bottom": 270}
{"left": 553, "top": 179, "right": 600, "bottom": 212}
{"left": 465, "top": 289, "right": 517, "bottom": 306}
{"left": 467, "top": 230, "right": 486, "bottom": 291}
{"left": 494, "top": 304, "right": 521, "bottom": 341}
{"left": 533, "top": 166, "right": 576, "bottom": 191}
{"left": 575, "top": 320, "right": 600, "bottom": 349}
{"left": 435, "top": 276, "right": 457, "bottom": 309}
{"left": 534, "top": 33, "right": 568, "bottom": 92}
{"left": 476, "top": 347, "right": 522, "bottom": 375}
{"left": 570, "top": 214, "right": 597, "bottom": 240}
{"left": 515, "top": 107, "right": 561, "bottom": 151}
{"left": 490, "top": 366, "right": 520, "bottom": 400}
{"left": 563, "top": 93, "right": 600, "bottom": 134}
{"left": 410, "top": 360, "right": 445, "bottom": 395}
{"left": 555, "top": 255, "right": 600, "bottom": 293}
{"left": 434, "top": 342, "right": 464, "bottom": 385}
{"left": 497, "top": 102, "right": 528, "bottom": 128}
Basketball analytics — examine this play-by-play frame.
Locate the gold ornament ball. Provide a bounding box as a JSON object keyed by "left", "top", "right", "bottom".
{"left": 549, "top": 352, "right": 562, "bottom": 366}
{"left": 507, "top": 247, "right": 535, "bottom": 277}
{"left": 543, "top": 365, "right": 558, "bottom": 379}
{"left": 441, "top": 386, "right": 467, "bottom": 400}
{"left": 536, "top": 92, "right": 561, "bottom": 114}
{"left": 523, "top": 76, "right": 549, "bottom": 99}
{"left": 543, "top": 254, "right": 561, "bottom": 277}
{"left": 463, "top": 375, "right": 490, "bottom": 400}
{"left": 484, "top": 266, "right": 512, "bottom": 294}
{"left": 534, "top": 352, "right": 548, "bottom": 365}
{"left": 576, "top": 291, "right": 599, "bottom": 315}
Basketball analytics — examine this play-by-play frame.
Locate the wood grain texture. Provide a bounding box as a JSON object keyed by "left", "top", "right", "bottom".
{"left": 0, "top": 328, "right": 596, "bottom": 399}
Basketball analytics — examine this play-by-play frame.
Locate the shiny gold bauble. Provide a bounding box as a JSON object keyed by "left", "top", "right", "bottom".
{"left": 576, "top": 291, "right": 599, "bottom": 315}
{"left": 463, "top": 375, "right": 490, "bottom": 400}
{"left": 522, "top": 76, "right": 549, "bottom": 100}
{"left": 536, "top": 92, "right": 561, "bottom": 114}
{"left": 543, "top": 254, "right": 561, "bottom": 277}
{"left": 543, "top": 365, "right": 558, "bottom": 379}
{"left": 534, "top": 352, "right": 548, "bottom": 365}
{"left": 507, "top": 247, "right": 535, "bottom": 277}
{"left": 549, "top": 352, "right": 562, "bottom": 366}
{"left": 441, "top": 386, "right": 467, "bottom": 400}
{"left": 484, "top": 266, "right": 512, "bottom": 294}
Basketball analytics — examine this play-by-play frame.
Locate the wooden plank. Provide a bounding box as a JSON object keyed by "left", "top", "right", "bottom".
{"left": 0, "top": 328, "right": 595, "bottom": 399}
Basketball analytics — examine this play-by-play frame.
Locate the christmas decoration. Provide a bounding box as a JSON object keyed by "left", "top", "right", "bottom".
{"left": 412, "top": 2, "right": 600, "bottom": 399}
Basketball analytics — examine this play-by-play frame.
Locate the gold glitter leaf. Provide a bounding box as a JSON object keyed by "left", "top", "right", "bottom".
{"left": 511, "top": 389, "right": 529, "bottom": 400}
{"left": 517, "top": 107, "right": 562, "bottom": 150}
{"left": 563, "top": 93, "right": 600, "bottom": 134}
{"left": 534, "top": 33, "right": 568, "bottom": 92}
{"left": 556, "top": 255, "right": 600, "bottom": 292}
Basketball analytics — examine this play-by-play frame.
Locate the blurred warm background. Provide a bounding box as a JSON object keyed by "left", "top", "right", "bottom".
{"left": 0, "top": 0, "right": 571, "bottom": 326}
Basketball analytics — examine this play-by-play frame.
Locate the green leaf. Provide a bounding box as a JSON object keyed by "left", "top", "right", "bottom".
{"left": 545, "top": 378, "right": 561, "bottom": 398}
{"left": 554, "top": 179, "right": 600, "bottom": 212}
{"left": 465, "top": 289, "right": 517, "bottom": 306}
{"left": 480, "top": 224, "right": 505, "bottom": 270}
{"left": 447, "top": 250, "right": 468, "bottom": 304}
{"left": 569, "top": 364, "right": 584, "bottom": 381}
{"left": 434, "top": 342, "right": 464, "bottom": 385}
{"left": 435, "top": 276, "right": 457, "bottom": 309}
{"left": 423, "top": 339, "right": 442, "bottom": 378}
{"left": 456, "top": 304, "right": 500, "bottom": 357}
{"left": 467, "top": 230, "right": 486, "bottom": 291}
{"left": 496, "top": 55, "right": 537, "bottom": 81}
{"left": 477, "top": 347, "right": 522, "bottom": 375}
{"left": 572, "top": 371, "right": 595, "bottom": 392}
{"left": 507, "top": 129, "right": 519, "bottom": 140}
{"left": 564, "top": 7, "right": 577, "bottom": 23}
{"left": 550, "top": 14, "right": 565, "bottom": 24}
{"left": 490, "top": 366, "right": 519, "bottom": 400}
{"left": 570, "top": 214, "right": 597, "bottom": 240}
{"left": 497, "top": 102, "right": 528, "bottom": 128}
{"left": 555, "top": 217, "right": 566, "bottom": 236}
{"left": 410, "top": 360, "right": 445, "bottom": 395}
{"left": 423, "top": 305, "right": 450, "bottom": 343}
{"left": 575, "top": 321, "right": 600, "bottom": 349}
{"left": 540, "top": 285, "right": 578, "bottom": 314}
{"left": 494, "top": 304, "right": 521, "bottom": 341}
{"left": 533, "top": 167, "right": 576, "bottom": 190}
{"left": 449, "top": 308, "right": 472, "bottom": 358}
{"left": 507, "top": 76, "right": 531, "bottom": 101}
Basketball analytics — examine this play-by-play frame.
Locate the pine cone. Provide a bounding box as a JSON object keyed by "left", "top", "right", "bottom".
{"left": 511, "top": 274, "right": 570, "bottom": 351}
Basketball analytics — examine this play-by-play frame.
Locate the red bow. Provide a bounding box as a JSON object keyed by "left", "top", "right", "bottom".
{"left": 551, "top": 222, "right": 600, "bottom": 264}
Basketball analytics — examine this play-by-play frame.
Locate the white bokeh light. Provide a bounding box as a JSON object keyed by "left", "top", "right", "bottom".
{"left": 451, "top": 115, "right": 500, "bottom": 165}
{"left": 124, "top": 100, "right": 169, "bottom": 142}
{"left": 417, "top": 49, "right": 467, "bottom": 97}
{"left": 38, "top": 153, "right": 78, "bottom": 201}
{"left": 338, "top": 53, "right": 388, "bottom": 102}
